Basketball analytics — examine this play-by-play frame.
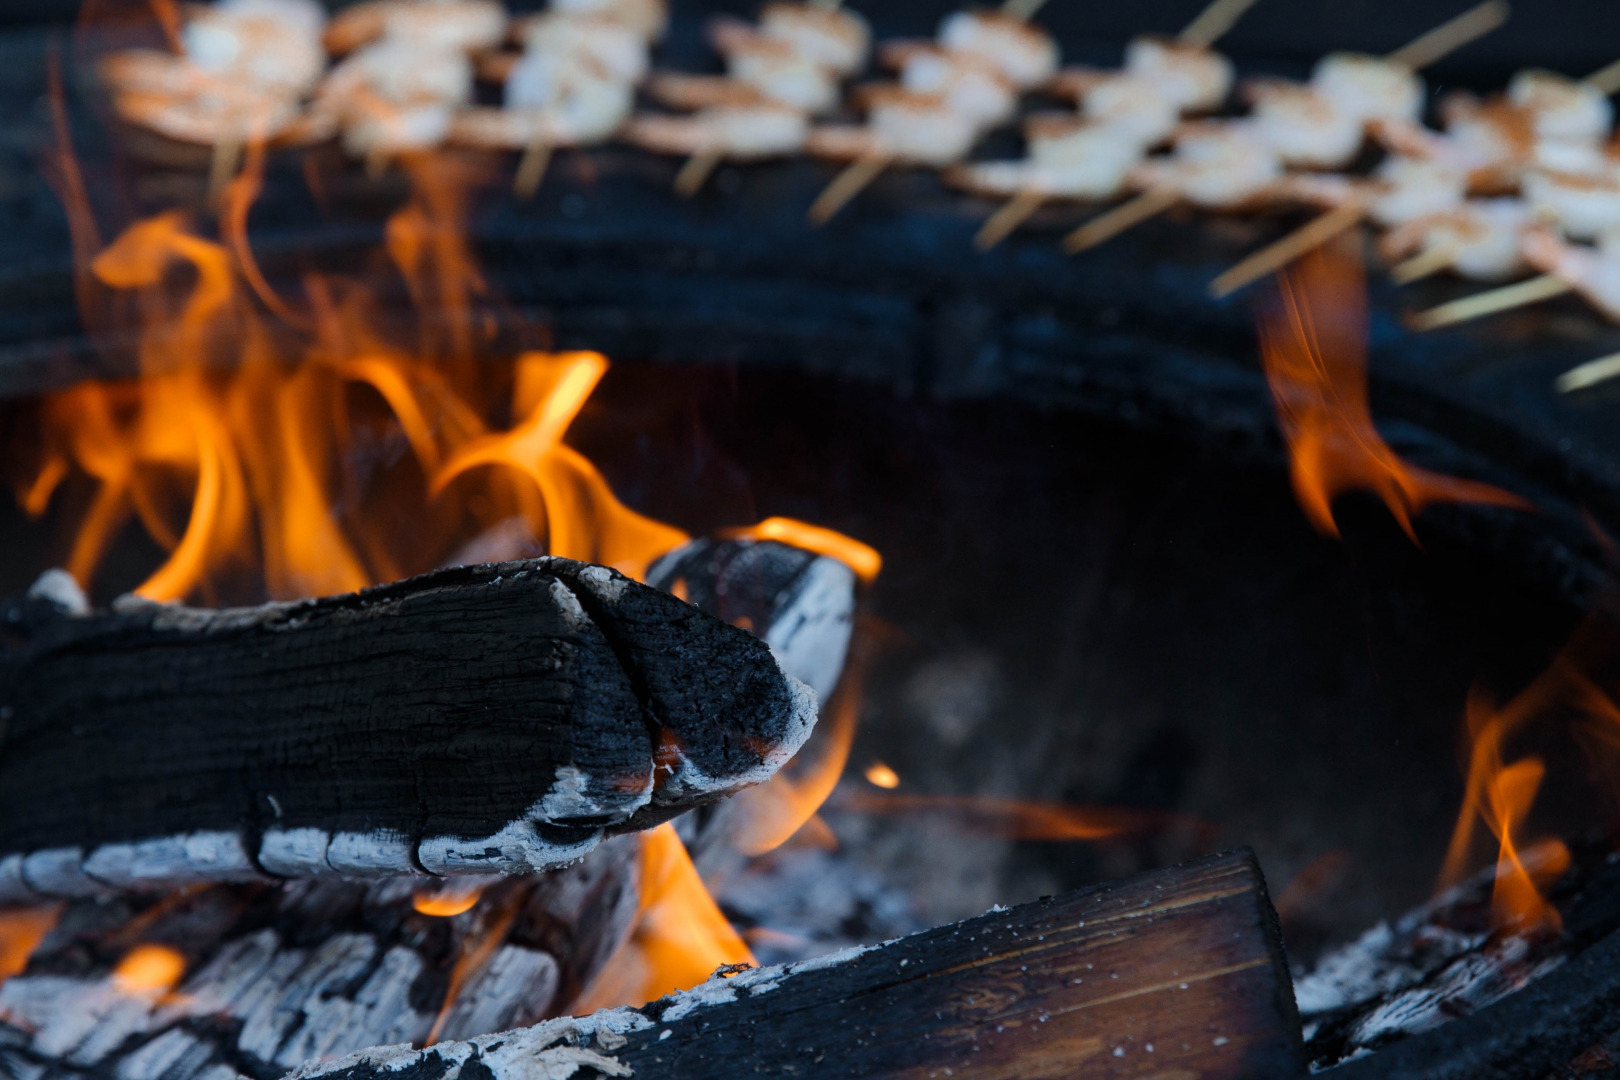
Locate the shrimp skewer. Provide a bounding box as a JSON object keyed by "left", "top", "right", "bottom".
{"left": 1204, "top": 0, "right": 1511, "bottom": 295}
{"left": 967, "top": 0, "right": 1261, "bottom": 250}
{"left": 804, "top": 0, "right": 1058, "bottom": 223}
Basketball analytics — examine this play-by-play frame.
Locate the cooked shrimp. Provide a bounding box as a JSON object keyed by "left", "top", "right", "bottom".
{"left": 550, "top": 0, "right": 668, "bottom": 42}
{"left": 1524, "top": 169, "right": 1620, "bottom": 241}
{"left": 1310, "top": 52, "right": 1424, "bottom": 124}
{"left": 1246, "top": 78, "right": 1364, "bottom": 169}
{"left": 947, "top": 115, "right": 1144, "bottom": 199}
{"left": 1122, "top": 35, "right": 1233, "bottom": 113}
{"left": 757, "top": 2, "right": 870, "bottom": 77}
{"left": 893, "top": 45, "right": 1018, "bottom": 132}
{"left": 326, "top": 0, "right": 506, "bottom": 55}
{"left": 183, "top": 0, "right": 327, "bottom": 96}
{"left": 1522, "top": 226, "right": 1620, "bottom": 322}
{"left": 111, "top": 82, "right": 305, "bottom": 146}
{"left": 1365, "top": 155, "right": 1468, "bottom": 226}
{"left": 937, "top": 10, "right": 1058, "bottom": 90}
{"left": 808, "top": 87, "right": 979, "bottom": 167}
{"left": 1508, "top": 69, "right": 1613, "bottom": 145}
{"left": 520, "top": 12, "right": 650, "bottom": 84}
{"left": 1131, "top": 121, "right": 1283, "bottom": 209}
{"left": 455, "top": 51, "right": 632, "bottom": 147}
{"left": 623, "top": 103, "right": 809, "bottom": 159}
{"left": 1380, "top": 199, "right": 1531, "bottom": 281}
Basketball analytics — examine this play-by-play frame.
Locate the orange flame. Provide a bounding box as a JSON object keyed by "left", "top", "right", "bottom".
{"left": 576, "top": 824, "right": 756, "bottom": 1010}
{"left": 0, "top": 906, "right": 61, "bottom": 986}
{"left": 1260, "top": 244, "right": 1531, "bottom": 541}
{"left": 20, "top": 155, "right": 687, "bottom": 603}
{"left": 1440, "top": 681, "right": 1572, "bottom": 932}
{"left": 724, "top": 517, "right": 883, "bottom": 583}
{"left": 837, "top": 791, "right": 1173, "bottom": 842}
{"left": 112, "top": 944, "right": 186, "bottom": 996}
{"left": 413, "top": 880, "right": 485, "bottom": 918}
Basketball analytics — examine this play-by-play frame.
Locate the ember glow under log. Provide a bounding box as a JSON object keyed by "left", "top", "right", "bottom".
{"left": 288, "top": 849, "right": 1301, "bottom": 1080}
{"left": 0, "top": 557, "right": 817, "bottom": 899}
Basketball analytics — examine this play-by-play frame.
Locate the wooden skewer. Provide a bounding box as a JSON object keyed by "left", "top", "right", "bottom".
{"left": 1000, "top": 0, "right": 1050, "bottom": 23}
{"left": 1557, "top": 350, "right": 1620, "bottom": 393}
{"left": 974, "top": 188, "right": 1047, "bottom": 251}
{"left": 1408, "top": 273, "right": 1571, "bottom": 331}
{"left": 1384, "top": 0, "right": 1510, "bottom": 70}
{"left": 1208, "top": 200, "right": 1367, "bottom": 297}
{"left": 365, "top": 144, "right": 391, "bottom": 179}
{"left": 1389, "top": 244, "right": 1458, "bottom": 285}
{"left": 674, "top": 145, "right": 725, "bottom": 197}
{"left": 1177, "top": 0, "right": 1264, "bottom": 49}
{"left": 513, "top": 138, "right": 552, "bottom": 200}
{"left": 208, "top": 138, "right": 242, "bottom": 205}
{"left": 1584, "top": 56, "right": 1620, "bottom": 96}
{"left": 1061, "top": 186, "right": 1179, "bottom": 253}
{"left": 808, "top": 150, "right": 890, "bottom": 224}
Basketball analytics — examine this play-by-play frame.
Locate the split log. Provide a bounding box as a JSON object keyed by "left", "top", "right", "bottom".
{"left": 647, "top": 539, "right": 856, "bottom": 702}
{"left": 0, "top": 837, "right": 641, "bottom": 1080}
{"left": 0, "top": 557, "right": 817, "bottom": 899}
{"left": 290, "top": 849, "right": 1303, "bottom": 1080}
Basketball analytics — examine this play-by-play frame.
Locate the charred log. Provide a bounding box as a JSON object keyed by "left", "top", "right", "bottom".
{"left": 0, "top": 558, "right": 816, "bottom": 898}
{"left": 647, "top": 538, "right": 856, "bottom": 702}
{"left": 289, "top": 849, "right": 1301, "bottom": 1080}
{"left": 0, "top": 836, "right": 640, "bottom": 1080}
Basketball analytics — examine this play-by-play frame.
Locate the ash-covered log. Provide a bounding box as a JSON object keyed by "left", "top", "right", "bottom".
{"left": 0, "top": 557, "right": 816, "bottom": 899}
{"left": 0, "top": 837, "right": 641, "bottom": 1079}
{"left": 290, "top": 849, "right": 1302, "bottom": 1080}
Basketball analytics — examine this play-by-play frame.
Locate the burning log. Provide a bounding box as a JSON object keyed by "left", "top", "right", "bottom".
{"left": 0, "top": 557, "right": 816, "bottom": 899}
{"left": 285, "top": 849, "right": 1302, "bottom": 1080}
{"left": 0, "top": 837, "right": 643, "bottom": 1079}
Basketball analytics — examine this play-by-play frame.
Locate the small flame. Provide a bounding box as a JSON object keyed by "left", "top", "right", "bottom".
{"left": 413, "top": 880, "right": 485, "bottom": 918}
{"left": 424, "top": 886, "right": 525, "bottom": 1047}
{"left": 724, "top": 516, "right": 882, "bottom": 583}
{"left": 1440, "top": 686, "right": 1571, "bottom": 932}
{"left": 864, "top": 762, "right": 900, "bottom": 788}
{"left": 0, "top": 906, "right": 61, "bottom": 986}
{"left": 575, "top": 823, "right": 756, "bottom": 1011}
{"left": 838, "top": 791, "right": 1171, "bottom": 842}
{"left": 112, "top": 944, "right": 186, "bottom": 996}
{"left": 1260, "top": 243, "right": 1530, "bottom": 541}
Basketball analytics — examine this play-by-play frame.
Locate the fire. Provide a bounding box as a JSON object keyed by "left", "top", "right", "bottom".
{"left": 0, "top": 907, "right": 60, "bottom": 986}
{"left": 1259, "top": 241, "right": 1530, "bottom": 542}
{"left": 837, "top": 792, "right": 1171, "bottom": 842}
{"left": 576, "top": 824, "right": 756, "bottom": 1010}
{"left": 112, "top": 944, "right": 186, "bottom": 996}
{"left": 724, "top": 517, "right": 883, "bottom": 584}
{"left": 20, "top": 153, "right": 686, "bottom": 604}
{"left": 413, "top": 879, "right": 485, "bottom": 918}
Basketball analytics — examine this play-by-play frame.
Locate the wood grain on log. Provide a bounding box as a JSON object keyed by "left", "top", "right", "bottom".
{"left": 0, "top": 558, "right": 816, "bottom": 898}
{"left": 290, "top": 849, "right": 1302, "bottom": 1080}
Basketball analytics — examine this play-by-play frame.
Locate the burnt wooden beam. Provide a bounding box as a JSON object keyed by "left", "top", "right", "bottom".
{"left": 0, "top": 557, "right": 816, "bottom": 900}
{"left": 290, "top": 849, "right": 1302, "bottom": 1080}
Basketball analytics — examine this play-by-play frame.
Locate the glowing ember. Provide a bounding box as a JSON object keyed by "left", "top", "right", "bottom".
{"left": 864, "top": 761, "right": 900, "bottom": 788}
{"left": 1259, "top": 241, "right": 1530, "bottom": 542}
{"left": 112, "top": 944, "right": 186, "bottom": 996}
{"left": 0, "top": 907, "right": 60, "bottom": 987}
{"left": 413, "top": 880, "right": 485, "bottom": 917}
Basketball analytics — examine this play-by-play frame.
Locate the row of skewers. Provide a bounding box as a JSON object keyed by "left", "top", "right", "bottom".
{"left": 97, "top": 0, "right": 1620, "bottom": 373}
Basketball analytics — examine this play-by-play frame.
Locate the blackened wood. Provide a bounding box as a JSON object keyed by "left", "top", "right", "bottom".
{"left": 0, "top": 836, "right": 642, "bottom": 1080}
{"left": 0, "top": 557, "right": 814, "bottom": 895}
{"left": 647, "top": 539, "right": 856, "bottom": 701}
{"left": 290, "top": 849, "right": 1302, "bottom": 1080}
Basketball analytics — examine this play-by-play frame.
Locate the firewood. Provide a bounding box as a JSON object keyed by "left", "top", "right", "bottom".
{"left": 0, "top": 558, "right": 816, "bottom": 899}
{"left": 290, "top": 849, "right": 1303, "bottom": 1080}
{"left": 0, "top": 837, "right": 643, "bottom": 1079}
{"left": 647, "top": 538, "right": 856, "bottom": 701}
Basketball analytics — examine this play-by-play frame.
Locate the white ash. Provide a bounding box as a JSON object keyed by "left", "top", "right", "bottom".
{"left": 324, "top": 830, "right": 419, "bottom": 877}
{"left": 761, "top": 555, "right": 855, "bottom": 702}
{"left": 83, "top": 832, "right": 267, "bottom": 890}
{"left": 26, "top": 570, "right": 88, "bottom": 616}
{"left": 417, "top": 817, "right": 603, "bottom": 876}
